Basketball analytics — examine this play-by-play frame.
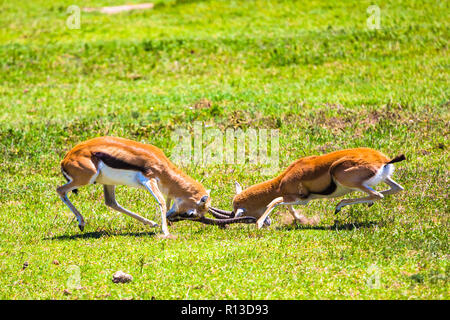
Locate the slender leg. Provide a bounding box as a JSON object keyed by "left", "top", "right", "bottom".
{"left": 287, "top": 205, "right": 304, "bottom": 221}
{"left": 103, "top": 185, "right": 158, "bottom": 227}
{"left": 57, "top": 159, "right": 99, "bottom": 231}
{"left": 367, "top": 177, "right": 404, "bottom": 207}
{"left": 335, "top": 177, "right": 404, "bottom": 213}
{"left": 380, "top": 177, "right": 404, "bottom": 196}
{"left": 137, "top": 173, "right": 170, "bottom": 236}
{"left": 57, "top": 182, "right": 85, "bottom": 231}
{"left": 148, "top": 179, "right": 169, "bottom": 236}
{"left": 287, "top": 205, "right": 310, "bottom": 225}
{"left": 60, "top": 195, "right": 85, "bottom": 231}
{"left": 256, "top": 195, "right": 309, "bottom": 229}
{"left": 256, "top": 197, "right": 284, "bottom": 229}
{"left": 165, "top": 196, "right": 174, "bottom": 226}
{"left": 334, "top": 184, "right": 383, "bottom": 214}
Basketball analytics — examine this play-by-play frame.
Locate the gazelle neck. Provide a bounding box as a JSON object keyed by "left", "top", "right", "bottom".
{"left": 255, "top": 176, "right": 284, "bottom": 203}
{"left": 235, "top": 176, "right": 283, "bottom": 211}
{"left": 157, "top": 162, "right": 205, "bottom": 200}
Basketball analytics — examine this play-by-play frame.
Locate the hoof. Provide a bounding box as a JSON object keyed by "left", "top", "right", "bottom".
{"left": 334, "top": 208, "right": 341, "bottom": 215}
{"left": 368, "top": 202, "right": 374, "bottom": 208}
{"left": 157, "top": 233, "right": 177, "bottom": 240}
{"left": 144, "top": 220, "right": 159, "bottom": 228}
{"left": 78, "top": 224, "right": 84, "bottom": 232}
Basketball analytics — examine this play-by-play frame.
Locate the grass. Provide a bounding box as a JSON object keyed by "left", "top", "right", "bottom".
{"left": 0, "top": 0, "right": 448, "bottom": 299}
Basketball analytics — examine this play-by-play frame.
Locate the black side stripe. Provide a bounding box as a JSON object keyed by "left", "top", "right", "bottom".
{"left": 93, "top": 152, "right": 146, "bottom": 172}
{"left": 311, "top": 179, "right": 337, "bottom": 196}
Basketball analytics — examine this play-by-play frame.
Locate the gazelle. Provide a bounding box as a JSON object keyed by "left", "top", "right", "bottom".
{"left": 215, "top": 148, "right": 405, "bottom": 229}
{"left": 56, "top": 136, "right": 249, "bottom": 238}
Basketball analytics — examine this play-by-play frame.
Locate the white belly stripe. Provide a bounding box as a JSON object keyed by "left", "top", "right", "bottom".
{"left": 95, "top": 161, "right": 143, "bottom": 189}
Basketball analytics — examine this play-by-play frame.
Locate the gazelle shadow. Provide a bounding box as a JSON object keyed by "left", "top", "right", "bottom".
{"left": 278, "top": 221, "right": 378, "bottom": 231}
{"left": 45, "top": 230, "right": 156, "bottom": 241}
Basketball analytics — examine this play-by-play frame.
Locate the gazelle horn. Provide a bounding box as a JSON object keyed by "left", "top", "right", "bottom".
{"left": 195, "top": 215, "right": 256, "bottom": 225}
{"left": 208, "top": 206, "right": 233, "bottom": 216}
{"left": 208, "top": 207, "right": 233, "bottom": 219}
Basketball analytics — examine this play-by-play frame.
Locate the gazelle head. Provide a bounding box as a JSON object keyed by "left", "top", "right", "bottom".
{"left": 202, "top": 180, "right": 266, "bottom": 226}
{"left": 167, "top": 194, "right": 211, "bottom": 221}
{"left": 208, "top": 180, "right": 262, "bottom": 218}
{"left": 231, "top": 180, "right": 269, "bottom": 219}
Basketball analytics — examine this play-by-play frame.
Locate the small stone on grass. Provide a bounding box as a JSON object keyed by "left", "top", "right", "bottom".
{"left": 112, "top": 271, "right": 133, "bottom": 284}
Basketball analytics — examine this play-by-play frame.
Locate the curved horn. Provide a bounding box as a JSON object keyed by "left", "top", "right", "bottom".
{"left": 196, "top": 215, "right": 256, "bottom": 225}
{"left": 208, "top": 206, "right": 233, "bottom": 216}
{"left": 172, "top": 214, "right": 256, "bottom": 225}
{"left": 208, "top": 207, "right": 232, "bottom": 219}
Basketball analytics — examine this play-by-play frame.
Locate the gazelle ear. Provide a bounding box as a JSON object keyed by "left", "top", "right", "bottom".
{"left": 197, "top": 195, "right": 209, "bottom": 209}
{"left": 235, "top": 181, "right": 242, "bottom": 195}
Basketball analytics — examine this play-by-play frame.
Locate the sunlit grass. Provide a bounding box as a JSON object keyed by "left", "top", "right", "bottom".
{"left": 0, "top": 0, "right": 448, "bottom": 299}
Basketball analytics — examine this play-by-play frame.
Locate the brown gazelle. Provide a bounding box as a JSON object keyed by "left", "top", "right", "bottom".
{"left": 56, "top": 136, "right": 253, "bottom": 238}
{"left": 216, "top": 148, "right": 405, "bottom": 229}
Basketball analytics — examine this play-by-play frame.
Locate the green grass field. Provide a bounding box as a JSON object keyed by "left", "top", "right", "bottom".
{"left": 0, "top": 0, "right": 448, "bottom": 299}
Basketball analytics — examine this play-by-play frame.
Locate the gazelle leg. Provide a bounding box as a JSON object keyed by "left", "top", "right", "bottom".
{"left": 256, "top": 195, "right": 308, "bottom": 229}
{"left": 148, "top": 179, "right": 169, "bottom": 236}
{"left": 57, "top": 158, "right": 100, "bottom": 231}
{"left": 56, "top": 182, "right": 85, "bottom": 231}
{"left": 137, "top": 173, "right": 170, "bottom": 236}
{"left": 335, "top": 184, "right": 383, "bottom": 214}
{"left": 165, "top": 197, "right": 174, "bottom": 226}
{"left": 380, "top": 177, "right": 404, "bottom": 196}
{"left": 287, "top": 205, "right": 304, "bottom": 221}
{"left": 337, "top": 177, "right": 404, "bottom": 213}
{"left": 256, "top": 197, "right": 284, "bottom": 229}
{"left": 103, "top": 185, "right": 158, "bottom": 227}
{"left": 165, "top": 196, "right": 172, "bottom": 212}
{"left": 287, "top": 204, "right": 313, "bottom": 225}
{"left": 367, "top": 177, "right": 404, "bottom": 207}
{"left": 331, "top": 163, "right": 391, "bottom": 215}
